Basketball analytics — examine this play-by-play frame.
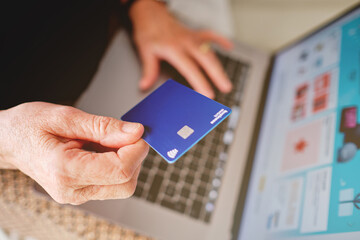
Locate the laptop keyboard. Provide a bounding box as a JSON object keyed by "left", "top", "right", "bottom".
{"left": 133, "top": 52, "right": 250, "bottom": 223}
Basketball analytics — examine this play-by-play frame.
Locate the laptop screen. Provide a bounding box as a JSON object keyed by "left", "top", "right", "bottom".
{"left": 237, "top": 5, "right": 360, "bottom": 240}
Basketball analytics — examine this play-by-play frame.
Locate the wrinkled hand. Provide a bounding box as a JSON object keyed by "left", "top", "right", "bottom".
{"left": 0, "top": 102, "right": 149, "bottom": 205}
{"left": 129, "top": 0, "right": 233, "bottom": 99}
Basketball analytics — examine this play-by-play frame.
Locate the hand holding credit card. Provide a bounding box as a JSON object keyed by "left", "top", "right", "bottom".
{"left": 121, "top": 80, "right": 231, "bottom": 163}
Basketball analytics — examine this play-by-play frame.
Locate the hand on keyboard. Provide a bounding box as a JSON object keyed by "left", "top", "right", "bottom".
{"left": 129, "top": 0, "right": 233, "bottom": 99}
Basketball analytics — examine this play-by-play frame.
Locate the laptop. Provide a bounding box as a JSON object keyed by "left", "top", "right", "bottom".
{"left": 54, "top": 2, "right": 360, "bottom": 240}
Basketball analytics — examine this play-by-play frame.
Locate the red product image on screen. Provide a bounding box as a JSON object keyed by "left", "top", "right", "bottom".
{"left": 313, "top": 72, "right": 331, "bottom": 113}
{"left": 291, "top": 83, "right": 309, "bottom": 122}
{"left": 294, "top": 139, "right": 308, "bottom": 153}
{"left": 281, "top": 120, "right": 322, "bottom": 172}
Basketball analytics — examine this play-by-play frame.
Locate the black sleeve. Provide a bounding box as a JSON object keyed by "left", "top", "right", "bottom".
{"left": 0, "top": 0, "right": 121, "bottom": 109}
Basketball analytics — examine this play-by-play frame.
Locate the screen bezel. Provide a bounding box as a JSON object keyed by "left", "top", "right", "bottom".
{"left": 231, "top": 3, "right": 360, "bottom": 239}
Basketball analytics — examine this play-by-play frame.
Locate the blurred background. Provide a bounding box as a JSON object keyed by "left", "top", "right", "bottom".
{"left": 232, "top": 0, "right": 359, "bottom": 51}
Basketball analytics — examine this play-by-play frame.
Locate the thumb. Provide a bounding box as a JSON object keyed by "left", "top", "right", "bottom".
{"left": 51, "top": 107, "right": 144, "bottom": 148}
{"left": 138, "top": 50, "right": 160, "bottom": 91}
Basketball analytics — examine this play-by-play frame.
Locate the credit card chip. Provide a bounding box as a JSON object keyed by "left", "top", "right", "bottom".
{"left": 177, "top": 125, "right": 194, "bottom": 139}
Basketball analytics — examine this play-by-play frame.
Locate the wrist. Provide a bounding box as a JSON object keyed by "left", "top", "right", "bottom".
{"left": 0, "top": 109, "right": 17, "bottom": 169}
{"left": 129, "top": 0, "right": 167, "bottom": 21}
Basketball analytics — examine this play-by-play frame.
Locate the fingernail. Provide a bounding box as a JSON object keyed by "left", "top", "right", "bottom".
{"left": 224, "top": 81, "right": 233, "bottom": 92}
{"left": 206, "top": 91, "right": 215, "bottom": 99}
{"left": 139, "top": 80, "right": 148, "bottom": 90}
{"left": 122, "top": 122, "right": 140, "bottom": 133}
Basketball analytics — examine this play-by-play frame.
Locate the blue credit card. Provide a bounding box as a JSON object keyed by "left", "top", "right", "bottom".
{"left": 121, "top": 79, "right": 231, "bottom": 163}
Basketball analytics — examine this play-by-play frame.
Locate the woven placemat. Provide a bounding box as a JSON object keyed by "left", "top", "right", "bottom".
{"left": 0, "top": 170, "right": 154, "bottom": 240}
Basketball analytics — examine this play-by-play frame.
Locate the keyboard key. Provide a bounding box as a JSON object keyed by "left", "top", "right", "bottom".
{"left": 232, "top": 63, "right": 242, "bottom": 84}
{"left": 189, "top": 162, "right": 198, "bottom": 171}
{"left": 138, "top": 172, "right": 148, "bottom": 183}
{"left": 219, "top": 152, "right": 227, "bottom": 161}
{"left": 181, "top": 188, "right": 190, "bottom": 198}
{"left": 170, "top": 173, "right": 180, "bottom": 182}
{"left": 204, "top": 212, "right": 211, "bottom": 223}
{"left": 174, "top": 201, "right": 186, "bottom": 213}
{"left": 209, "top": 149, "right": 216, "bottom": 157}
{"left": 212, "top": 137, "right": 220, "bottom": 145}
{"left": 174, "top": 160, "right": 184, "bottom": 169}
{"left": 216, "top": 53, "right": 227, "bottom": 66}
{"left": 227, "top": 106, "right": 240, "bottom": 129}
{"left": 212, "top": 178, "right": 221, "bottom": 188}
{"left": 165, "top": 185, "right": 176, "bottom": 197}
{"left": 143, "top": 160, "right": 153, "bottom": 169}
{"left": 209, "top": 190, "right": 218, "bottom": 200}
{"left": 193, "top": 150, "right": 202, "bottom": 159}
{"left": 197, "top": 186, "right": 206, "bottom": 196}
{"left": 223, "top": 145, "right": 229, "bottom": 153}
{"left": 223, "top": 130, "right": 234, "bottom": 145}
{"left": 134, "top": 186, "right": 143, "bottom": 197}
{"left": 159, "top": 161, "right": 168, "bottom": 171}
{"left": 205, "top": 202, "right": 214, "bottom": 212}
{"left": 201, "top": 174, "right": 210, "bottom": 183}
{"left": 147, "top": 175, "right": 163, "bottom": 202}
{"left": 161, "top": 199, "right": 174, "bottom": 209}
{"left": 215, "top": 167, "right": 224, "bottom": 177}
{"left": 185, "top": 175, "right": 194, "bottom": 184}
{"left": 225, "top": 59, "right": 238, "bottom": 79}
{"left": 197, "top": 140, "right": 205, "bottom": 147}
{"left": 190, "top": 200, "right": 203, "bottom": 219}
{"left": 205, "top": 160, "right": 214, "bottom": 170}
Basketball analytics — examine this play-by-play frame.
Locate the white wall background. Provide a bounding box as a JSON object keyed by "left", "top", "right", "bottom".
{"left": 231, "top": 0, "right": 360, "bottom": 52}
